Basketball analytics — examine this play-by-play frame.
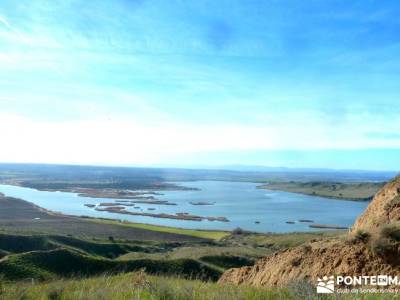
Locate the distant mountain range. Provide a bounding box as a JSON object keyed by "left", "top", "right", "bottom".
{"left": 1, "top": 162, "right": 396, "bottom": 183}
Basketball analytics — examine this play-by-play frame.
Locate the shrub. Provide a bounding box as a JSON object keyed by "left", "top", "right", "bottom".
{"left": 47, "top": 285, "right": 64, "bottom": 300}
{"left": 0, "top": 275, "right": 4, "bottom": 296}
{"left": 353, "top": 230, "right": 370, "bottom": 243}
{"left": 288, "top": 279, "right": 315, "bottom": 300}
{"left": 381, "top": 224, "right": 400, "bottom": 242}
{"left": 290, "top": 257, "right": 302, "bottom": 267}
{"left": 370, "top": 238, "right": 393, "bottom": 257}
{"left": 131, "top": 268, "right": 151, "bottom": 289}
{"left": 301, "top": 245, "right": 312, "bottom": 253}
{"left": 232, "top": 227, "right": 244, "bottom": 235}
{"left": 385, "top": 195, "right": 400, "bottom": 212}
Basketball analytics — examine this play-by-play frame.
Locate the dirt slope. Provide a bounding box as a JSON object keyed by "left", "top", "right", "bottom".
{"left": 219, "top": 175, "right": 400, "bottom": 287}
{"left": 352, "top": 176, "right": 400, "bottom": 233}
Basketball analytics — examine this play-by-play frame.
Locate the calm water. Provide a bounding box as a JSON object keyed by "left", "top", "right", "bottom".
{"left": 0, "top": 181, "right": 368, "bottom": 233}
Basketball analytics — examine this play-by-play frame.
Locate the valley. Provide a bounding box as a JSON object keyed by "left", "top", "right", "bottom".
{"left": 0, "top": 163, "right": 397, "bottom": 299}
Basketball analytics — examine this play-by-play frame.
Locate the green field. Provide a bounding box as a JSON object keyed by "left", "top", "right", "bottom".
{"left": 88, "top": 218, "right": 230, "bottom": 241}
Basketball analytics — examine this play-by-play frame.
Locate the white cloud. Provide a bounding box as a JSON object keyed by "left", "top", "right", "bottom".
{"left": 1, "top": 113, "right": 400, "bottom": 165}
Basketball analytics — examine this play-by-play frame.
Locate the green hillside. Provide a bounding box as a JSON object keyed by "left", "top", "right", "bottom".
{"left": 0, "top": 229, "right": 349, "bottom": 299}
{"left": 0, "top": 248, "right": 220, "bottom": 281}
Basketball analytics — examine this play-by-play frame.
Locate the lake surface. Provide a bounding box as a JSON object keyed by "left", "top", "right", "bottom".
{"left": 0, "top": 181, "right": 368, "bottom": 233}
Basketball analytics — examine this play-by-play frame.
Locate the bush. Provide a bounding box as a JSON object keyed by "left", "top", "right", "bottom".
{"left": 371, "top": 238, "right": 393, "bottom": 257}
{"left": 354, "top": 230, "right": 370, "bottom": 243}
{"left": 385, "top": 195, "right": 400, "bottom": 212}
{"left": 232, "top": 227, "right": 244, "bottom": 235}
{"left": 301, "top": 245, "right": 312, "bottom": 253}
{"left": 288, "top": 279, "right": 315, "bottom": 300}
{"left": 290, "top": 257, "right": 302, "bottom": 267}
{"left": 381, "top": 224, "right": 400, "bottom": 242}
{"left": 47, "top": 285, "right": 64, "bottom": 300}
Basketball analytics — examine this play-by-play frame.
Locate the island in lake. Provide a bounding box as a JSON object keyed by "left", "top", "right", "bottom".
{"left": 94, "top": 206, "right": 229, "bottom": 222}
{"left": 189, "top": 201, "right": 216, "bottom": 205}
{"left": 309, "top": 224, "right": 348, "bottom": 230}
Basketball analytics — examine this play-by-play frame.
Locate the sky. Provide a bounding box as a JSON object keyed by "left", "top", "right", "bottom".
{"left": 0, "top": 0, "right": 399, "bottom": 170}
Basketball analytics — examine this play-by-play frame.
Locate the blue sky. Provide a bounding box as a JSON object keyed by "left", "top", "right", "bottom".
{"left": 0, "top": 0, "right": 399, "bottom": 170}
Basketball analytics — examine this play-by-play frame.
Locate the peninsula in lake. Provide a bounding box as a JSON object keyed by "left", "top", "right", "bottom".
{"left": 258, "top": 181, "right": 385, "bottom": 201}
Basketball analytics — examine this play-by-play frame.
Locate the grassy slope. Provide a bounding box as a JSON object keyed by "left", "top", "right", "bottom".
{"left": 0, "top": 230, "right": 344, "bottom": 283}
{"left": 117, "top": 245, "right": 265, "bottom": 261}
{"left": 0, "top": 248, "right": 221, "bottom": 281}
{"left": 116, "top": 232, "right": 347, "bottom": 272}
{"left": 1, "top": 231, "right": 373, "bottom": 299}
{"left": 88, "top": 218, "right": 230, "bottom": 241}
{"left": 0, "top": 233, "right": 160, "bottom": 258}
{"left": 0, "top": 232, "right": 221, "bottom": 282}
{"left": 259, "top": 181, "right": 384, "bottom": 200}
{"left": 0, "top": 232, "right": 256, "bottom": 282}
{"left": 2, "top": 271, "right": 395, "bottom": 300}
{"left": 222, "top": 230, "right": 345, "bottom": 250}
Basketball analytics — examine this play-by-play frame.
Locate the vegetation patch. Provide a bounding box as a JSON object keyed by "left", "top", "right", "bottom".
{"left": 0, "top": 233, "right": 160, "bottom": 259}
{"left": 88, "top": 219, "right": 230, "bottom": 241}
{"left": 1, "top": 272, "right": 293, "bottom": 300}
{"left": 49, "top": 235, "right": 153, "bottom": 259}
{"left": 370, "top": 237, "right": 395, "bottom": 257}
{"left": 369, "top": 224, "right": 400, "bottom": 264}
{"left": 0, "top": 248, "right": 221, "bottom": 282}
{"left": 380, "top": 224, "right": 400, "bottom": 242}
{"left": 3, "top": 270, "right": 392, "bottom": 300}
{"left": 0, "top": 233, "right": 57, "bottom": 253}
{"left": 199, "top": 255, "right": 255, "bottom": 269}
{"left": 222, "top": 230, "right": 344, "bottom": 250}
{"left": 385, "top": 195, "right": 400, "bottom": 212}
{"left": 349, "top": 230, "right": 370, "bottom": 244}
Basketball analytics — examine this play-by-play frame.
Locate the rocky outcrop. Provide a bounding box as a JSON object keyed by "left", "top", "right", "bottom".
{"left": 219, "top": 239, "right": 398, "bottom": 286}
{"left": 219, "top": 175, "right": 400, "bottom": 287}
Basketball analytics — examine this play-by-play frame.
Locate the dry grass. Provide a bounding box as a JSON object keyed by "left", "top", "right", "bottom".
{"left": 2, "top": 271, "right": 290, "bottom": 300}
{"left": 2, "top": 271, "right": 399, "bottom": 300}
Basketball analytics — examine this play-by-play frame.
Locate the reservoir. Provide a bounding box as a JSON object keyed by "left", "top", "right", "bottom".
{"left": 0, "top": 181, "right": 368, "bottom": 233}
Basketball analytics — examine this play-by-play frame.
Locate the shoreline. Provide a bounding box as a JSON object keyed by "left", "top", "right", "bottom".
{"left": 0, "top": 182, "right": 354, "bottom": 234}
{"left": 0, "top": 191, "right": 347, "bottom": 237}
{"left": 0, "top": 193, "right": 230, "bottom": 241}
{"left": 262, "top": 188, "right": 372, "bottom": 201}
{"left": 257, "top": 181, "right": 383, "bottom": 201}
